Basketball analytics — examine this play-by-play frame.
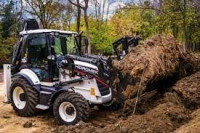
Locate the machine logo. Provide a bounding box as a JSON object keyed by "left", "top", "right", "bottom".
{"left": 75, "top": 65, "right": 98, "bottom": 74}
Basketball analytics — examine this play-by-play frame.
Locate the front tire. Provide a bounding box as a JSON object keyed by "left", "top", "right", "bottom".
{"left": 10, "top": 78, "right": 39, "bottom": 117}
{"left": 53, "top": 91, "right": 89, "bottom": 125}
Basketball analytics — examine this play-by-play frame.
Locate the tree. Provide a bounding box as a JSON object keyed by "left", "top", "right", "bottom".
{"left": 69, "top": 0, "right": 91, "bottom": 54}
{"left": 61, "top": 3, "right": 75, "bottom": 30}
{"left": 25, "top": 0, "right": 65, "bottom": 28}
{"left": 68, "top": 0, "right": 81, "bottom": 33}
{"left": 1, "top": 1, "right": 17, "bottom": 38}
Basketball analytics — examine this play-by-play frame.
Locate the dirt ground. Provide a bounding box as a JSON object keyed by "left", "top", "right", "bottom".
{"left": 0, "top": 88, "right": 55, "bottom": 133}
{"left": 0, "top": 70, "right": 54, "bottom": 133}
{"left": 1, "top": 69, "right": 200, "bottom": 133}
{"left": 0, "top": 90, "right": 120, "bottom": 133}
{"left": 0, "top": 70, "right": 120, "bottom": 133}
{"left": 175, "top": 109, "right": 200, "bottom": 133}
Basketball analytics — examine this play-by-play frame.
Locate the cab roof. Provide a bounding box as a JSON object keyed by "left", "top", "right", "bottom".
{"left": 20, "top": 29, "right": 78, "bottom": 36}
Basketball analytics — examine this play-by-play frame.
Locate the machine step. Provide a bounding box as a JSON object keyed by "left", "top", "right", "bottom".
{"left": 36, "top": 104, "right": 49, "bottom": 110}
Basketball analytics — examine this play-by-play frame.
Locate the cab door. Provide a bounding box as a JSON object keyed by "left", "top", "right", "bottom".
{"left": 21, "top": 33, "right": 51, "bottom": 82}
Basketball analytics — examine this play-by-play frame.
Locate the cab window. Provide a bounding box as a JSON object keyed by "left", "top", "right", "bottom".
{"left": 54, "top": 37, "right": 63, "bottom": 55}
{"left": 21, "top": 33, "right": 48, "bottom": 66}
{"left": 51, "top": 35, "right": 77, "bottom": 56}
{"left": 66, "top": 36, "right": 77, "bottom": 54}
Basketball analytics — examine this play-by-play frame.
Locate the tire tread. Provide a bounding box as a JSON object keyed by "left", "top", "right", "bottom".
{"left": 53, "top": 91, "right": 90, "bottom": 125}
{"left": 10, "top": 77, "right": 39, "bottom": 117}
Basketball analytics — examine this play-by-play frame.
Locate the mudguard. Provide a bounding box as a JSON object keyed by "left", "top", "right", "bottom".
{"left": 12, "top": 69, "right": 41, "bottom": 91}
{"left": 49, "top": 88, "right": 71, "bottom": 105}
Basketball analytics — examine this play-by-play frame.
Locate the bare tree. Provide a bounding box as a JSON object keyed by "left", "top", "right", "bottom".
{"left": 69, "top": 0, "right": 91, "bottom": 54}
{"left": 106, "top": 0, "right": 114, "bottom": 22}
{"left": 68, "top": 0, "right": 81, "bottom": 33}
{"left": 61, "top": 3, "right": 75, "bottom": 30}
{"left": 24, "top": 0, "right": 65, "bottom": 28}
{"left": 91, "top": 0, "right": 100, "bottom": 20}
{"left": 101, "top": 0, "right": 106, "bottom": 20}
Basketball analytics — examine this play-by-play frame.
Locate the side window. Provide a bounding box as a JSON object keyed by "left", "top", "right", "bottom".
{"left": 54, "top": 37, "right": 63, "bottom": 55}
{"left": 66, "top": 37, "right": 76, "bottom": 54}
{"left": 27, "top": 34, "right": 48, "bottom": 66}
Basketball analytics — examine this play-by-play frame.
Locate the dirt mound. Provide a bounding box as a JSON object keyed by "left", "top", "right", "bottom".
{"left": 54, "top": 110, "right": 120, "bottom": 133}
{"left": 54, "top": 91, "right": 191, "bottom": 133}
{"left": 112, "top": 35, "right": 199, "bottom": 100}
{"left": 103, "top": 102, "right": 190, "bottom": 133}
{"left": 134, "top": 91, "right": 183, "bottom": 114}
{"left": 172, "top": 71, "right": 200, "bottom": 109}
{"left": 111, "top": 35, "right": 200, "bottom": 116}
{"left": 113, "top": 35, "right": 179, "bottom": 88}
{"left": 175, "top": 108, "right": 200, "bottom": 133}
{"left": 106, "top": 34, "right": 200, "bottom": 132}
{"left": 55, "top": 102, "right": 190, "bottom": 133}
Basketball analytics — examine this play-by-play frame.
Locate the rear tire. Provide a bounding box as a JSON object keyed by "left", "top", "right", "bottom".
{"left": 53, "top": 91, "right": 90, "bottom": 125}
{"left": 10, "top": 78, "right": 39, "bottom": 117}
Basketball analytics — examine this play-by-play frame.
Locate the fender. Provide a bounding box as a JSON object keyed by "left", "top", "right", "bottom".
{"left": 49, "top": 88, "right": 71, "bottom": 105}
{"left": 13, "top": 69, "right": 40, "bottom": 85}
{"left": 12, "top": 73, "right": 34, "bottom": 85}
{"left": 12, "top": 69, "right": 41, "bottom": 91}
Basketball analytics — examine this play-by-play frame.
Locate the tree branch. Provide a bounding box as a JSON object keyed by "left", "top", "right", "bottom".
{"left": 68, "top": 0, "right": 84, "bottom": 9}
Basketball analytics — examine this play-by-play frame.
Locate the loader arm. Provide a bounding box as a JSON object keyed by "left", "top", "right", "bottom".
{"left": 112, "top": 36, "right": 140, "bottom": 60}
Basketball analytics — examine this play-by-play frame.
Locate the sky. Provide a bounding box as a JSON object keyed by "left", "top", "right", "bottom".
{"left": 21, "top": 0, "right": 135, "bottom": 19}
{"left": 77, "top": 0, "right": 138, "bottom": 18}
{"left": 1, "top": 0, "right": 138, "bottom": 19}
{"left": 87, "top": 0, "right": 126, "bottom": 19}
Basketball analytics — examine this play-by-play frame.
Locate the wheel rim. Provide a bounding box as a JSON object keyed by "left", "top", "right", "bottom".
{"left": 59, "top": 102, "right": 77, "bottom": 123}
{"left": 13, "top": 86, "right": 26, "bottom": 109}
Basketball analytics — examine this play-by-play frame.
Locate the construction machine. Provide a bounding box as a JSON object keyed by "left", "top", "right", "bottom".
{"left": 3, "top": 19, "right": 139, "bottom": 125}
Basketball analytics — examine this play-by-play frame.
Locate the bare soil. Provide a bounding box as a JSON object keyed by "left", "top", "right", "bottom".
{"left": 111, "top": 35, "right": 200, "bottom": 106}
{"left": 175, "top": 108, "right": 200, "bottom": 133}
{"left": 0, "top": 94, "right": 56, "bottom": 133}
{"left": 172, "top": 71, "right": 200, "bottom": 109}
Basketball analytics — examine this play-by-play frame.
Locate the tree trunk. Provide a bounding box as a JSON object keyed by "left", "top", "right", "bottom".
{"left": 102, "top": 0, "right": 106, "bottom": 20}
{"left": 76, "top": 0, "right": 81, "bottom": 33}
{"left": 106, "top": 4, "right": 110, "bottom": 22}
{"left": 183, "top": 0, "right": 188, "bottom": 49}
{"left": 68, "top": 20, "right": 71, "bottom": 31}
{"left": 83, "top": 9, "right": 91, "bottom": 54}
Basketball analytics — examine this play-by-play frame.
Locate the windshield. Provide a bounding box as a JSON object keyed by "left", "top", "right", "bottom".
{"left": 53, "top": 34, "right": 78, "bottom": 56}
{"left": 66, "top": 36, "right": 76, "bottom": 54}
{"left": 54, "top": 37, "right": 63, "bottom": 55}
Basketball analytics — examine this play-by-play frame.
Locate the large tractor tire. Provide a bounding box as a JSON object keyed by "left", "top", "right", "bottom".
{"left": 53, "top": 91, "right": 90, "bottom": 125}
{"left": 10, "top": 78, "right": 39, "bottom": 117}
